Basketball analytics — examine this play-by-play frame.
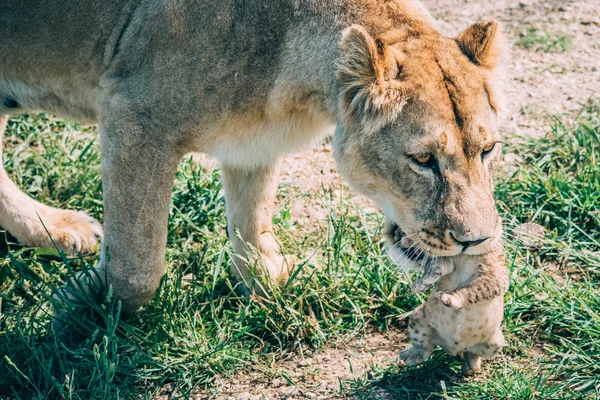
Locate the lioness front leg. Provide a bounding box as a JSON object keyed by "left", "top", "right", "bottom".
{"left": 55, "top": 113, "right": 182, "bottom": 317}
{"left": 221, "top": 161, "right": 291, "bottom": 295}
{"left": 0, "top": 116, "right": 102, "bottom": 254}
{"left": 98, "top": 116, "right": 183, "bottom": 314}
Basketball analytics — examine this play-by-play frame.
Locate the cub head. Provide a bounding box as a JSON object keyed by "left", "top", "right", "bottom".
{"left": 333, "top": 21, "right": 507, "bottom": 269}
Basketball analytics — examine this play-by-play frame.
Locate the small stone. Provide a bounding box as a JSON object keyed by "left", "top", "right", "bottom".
{"left": 298, "top": 357, "right": 313, "bottom": 367}
{"left": 237, "top": 392, "right": 252, "bottom": 400}
{"left": 278, "top": 386, "right": 296, "bottom": 396}
{"left": 535, "top": 292, "right": 549, "bottom": 301}
{"left": 271, "top": 378, "right": 284, "bottom": 388}
{"left": 513, "top": 222, "right": 545, "bottom": 249}
{"left": 581, "top": 17, "right": 600, "bottom": 26}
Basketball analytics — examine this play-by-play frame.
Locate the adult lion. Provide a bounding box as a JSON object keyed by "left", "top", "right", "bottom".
{"left": 0, "top": 0, "right": 506, "bottom": 314}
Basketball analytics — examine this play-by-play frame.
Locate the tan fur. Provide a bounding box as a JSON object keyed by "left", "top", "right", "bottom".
{"left": 337, "top": 19, "right": 508, "bottom": 269}
{"left": 400, "top": 247, "right": 508, "bottom": 375}
{"left": 0, "top": 0, "right": 507, "bottom": 314}
{"left": 0, "top": 116, "right": 102, "bottom": 254}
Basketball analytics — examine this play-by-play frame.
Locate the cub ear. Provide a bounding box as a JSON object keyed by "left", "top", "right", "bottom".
{"left": 455, "top": 20, "right": 507, "bottom": 71}
{"left": 337, "top": 25, "right": 407, "bottom": 132}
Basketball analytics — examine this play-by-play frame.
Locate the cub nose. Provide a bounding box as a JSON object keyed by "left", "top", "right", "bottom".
{"left": 450, "top": 232, "right": 491, "bottom": 248}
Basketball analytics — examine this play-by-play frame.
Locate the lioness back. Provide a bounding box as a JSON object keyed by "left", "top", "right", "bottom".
{"left": 0, "top": 1, "right": 436, "bottom": 165}
{"left": 1, "top": 1, "right": 338, "bottom": 127}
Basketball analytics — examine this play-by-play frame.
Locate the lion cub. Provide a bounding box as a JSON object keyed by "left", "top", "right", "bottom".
{"left": 400, "top": 248, "right": 509, "bottom": 375}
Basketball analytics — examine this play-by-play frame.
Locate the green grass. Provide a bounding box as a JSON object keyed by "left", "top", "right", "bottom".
{"left": 1, "top": 103, "right": 600, "bottom": 399}
{"left": 516, "top": 27, "right": 573, "bottom": 53}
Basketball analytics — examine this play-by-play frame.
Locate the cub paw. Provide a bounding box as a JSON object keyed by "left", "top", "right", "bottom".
{"left": 399, "top": 347, "right": 426, "bottom": 365}
{"left": 435, "top": 291, "right": 464, "bottom": 309}
{"left": 412, "top": 280, "right": 431, "bottom": 293}
{"left": 461, "top": 354, "right": 482, "bottom": 376}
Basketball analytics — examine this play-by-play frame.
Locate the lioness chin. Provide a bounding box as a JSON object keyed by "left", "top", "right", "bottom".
{"left": 0, "top": 0, "right": 506, "bottom": 315}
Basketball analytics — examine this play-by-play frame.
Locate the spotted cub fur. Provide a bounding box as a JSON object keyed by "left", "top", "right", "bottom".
{"left": 400, "top": 248, "right": 509, "bottom": 375}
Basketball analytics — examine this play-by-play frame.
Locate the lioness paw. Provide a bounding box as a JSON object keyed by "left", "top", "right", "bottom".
{"left": 12, "top": 206, "right": 103, "bottom": 256}
{"left": 262, "top": 253, "right": 295, "bottom": 285}
{"left": 41, "top": 209, "right": 103, "bottom": 255}
{"left": 435, "top": 291, "right": 464, "bottom": 309}
{"left": 235, "top": 251, "right": 296, "bottom": 298}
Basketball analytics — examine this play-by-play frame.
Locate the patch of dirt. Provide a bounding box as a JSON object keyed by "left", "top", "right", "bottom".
{"left": 190, "top": 329, "right": 407, "bottom": 400}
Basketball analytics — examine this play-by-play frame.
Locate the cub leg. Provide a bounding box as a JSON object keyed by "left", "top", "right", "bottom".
{"left": 436, "top": 255, "right": 509, "bottom": 308}
{"left": 0, "top": 115, "right": 102, "bottom": 254}
{"left": 468, "top": 329, "right": 505, "bottom": 359}
{"left": 462, "top": 329, "right": 505, "bottom": 375}
{"left": 55, "top": 114, "right": 182, "bottom": 317}
{"left": 399, "top": 305, "right": 435, "bottom": 365}
{"left": 220, "top": 161, "right": 291, "bottom": 296}
{"left": 413, "top": 257, "right": 454, "bottom": 293}
{"left": 461, "top": 352, "right": 482, "bottom": 376}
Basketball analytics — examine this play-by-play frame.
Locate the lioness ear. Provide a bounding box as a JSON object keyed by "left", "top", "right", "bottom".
{"left": 456, "top": 21, "right": 508, "bottom": 116}
{"left": 337, "top": 25, "right": 407, "bottom": 132}
{"left": 455, "top": 20, "right": 506, "bottom": 71}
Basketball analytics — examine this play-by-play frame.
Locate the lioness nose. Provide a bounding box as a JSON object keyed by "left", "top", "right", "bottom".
{"left": 450, "top": 232, "right": 491, "bottom": 248}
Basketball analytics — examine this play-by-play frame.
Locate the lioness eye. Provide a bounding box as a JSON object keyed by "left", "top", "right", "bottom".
{"left": 412, "top": 153, "right": 436, "bottom": 168}
{"left": 482, "top": 143, "right": 496, "bottom": 158}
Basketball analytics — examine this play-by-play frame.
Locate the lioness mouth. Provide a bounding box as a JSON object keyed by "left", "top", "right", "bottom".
{"left": 389, "top": 222, "right": 425, "bottom": 262}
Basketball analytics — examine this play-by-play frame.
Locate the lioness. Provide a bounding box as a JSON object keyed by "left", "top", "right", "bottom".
{"left": 0, "top": 0, "right": 506, "bottom": 314}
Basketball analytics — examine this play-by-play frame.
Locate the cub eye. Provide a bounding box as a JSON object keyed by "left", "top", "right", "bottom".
{"left": 482, "top": 143, "right": 496, "bottom": 158}
{"left": 412, "top": 153, "right": 437, "bottom": 169}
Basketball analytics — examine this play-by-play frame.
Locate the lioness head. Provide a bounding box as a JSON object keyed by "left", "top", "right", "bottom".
{"left": 333, "top": 21, "right": 507, "bottom": 268}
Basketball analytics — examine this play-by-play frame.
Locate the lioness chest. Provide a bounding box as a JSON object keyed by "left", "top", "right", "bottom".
{"left": 199, "top": 92, "right": 336, "bottom": 166}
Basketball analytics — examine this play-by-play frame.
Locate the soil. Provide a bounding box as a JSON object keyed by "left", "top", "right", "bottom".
{"left": 194, "top": 329, "right": 408, "bottom": 400}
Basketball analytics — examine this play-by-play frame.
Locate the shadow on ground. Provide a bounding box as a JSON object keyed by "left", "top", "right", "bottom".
{"left": 346, "top": 352, "right": 466, "bottom": 399}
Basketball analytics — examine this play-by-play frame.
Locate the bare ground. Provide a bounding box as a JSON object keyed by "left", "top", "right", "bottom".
{"left": 192, "top": 1, "right": 600, "bottom": 398}
{"left": 192, "top": 329, "right": 408, "bottom": 400}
